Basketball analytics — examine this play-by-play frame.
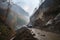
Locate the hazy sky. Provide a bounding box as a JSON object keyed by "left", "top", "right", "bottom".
{"left": 11, "top": 0, "right": 45, "bottom": 16}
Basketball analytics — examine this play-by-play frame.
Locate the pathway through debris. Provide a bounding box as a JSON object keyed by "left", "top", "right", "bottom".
{"left": 29, "top": 28, "right": 60, "bottom": 40}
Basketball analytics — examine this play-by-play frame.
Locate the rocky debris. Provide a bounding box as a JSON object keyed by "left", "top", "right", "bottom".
{"left": 13, "top": 27, "right": 38, "bottom": 40}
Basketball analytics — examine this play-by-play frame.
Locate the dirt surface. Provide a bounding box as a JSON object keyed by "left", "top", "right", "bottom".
{"left": 29, "top": 28, "right": 60, "bottom": 40}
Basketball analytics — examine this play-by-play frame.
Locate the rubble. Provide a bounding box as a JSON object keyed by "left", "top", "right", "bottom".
{"left": 13, "top": 27, "right": 38, "bottom": 40}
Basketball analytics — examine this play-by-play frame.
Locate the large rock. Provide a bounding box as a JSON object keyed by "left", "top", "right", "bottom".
{"left": 13, "top": 27, "right": 38, "bottom": 40}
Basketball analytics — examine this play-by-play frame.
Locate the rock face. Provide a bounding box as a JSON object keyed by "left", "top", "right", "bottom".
{"left": 30, "top": 0, "right": 60, "bottom": 33}
{"left": 30, "top": 0, "right": 60, "bottom": 23}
